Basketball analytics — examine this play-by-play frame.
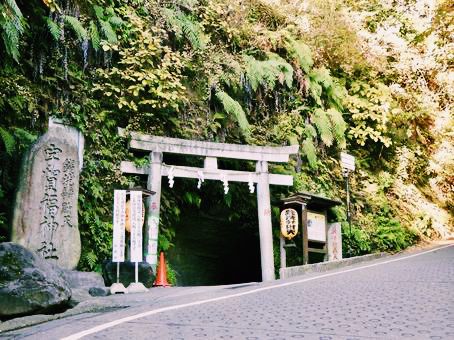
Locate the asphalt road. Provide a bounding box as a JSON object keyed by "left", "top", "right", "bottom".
{"left": 1, "top": 244, "right": 453, "bottom": 340}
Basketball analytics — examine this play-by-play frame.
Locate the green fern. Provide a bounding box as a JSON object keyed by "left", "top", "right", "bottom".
{"left": 162, "top": 8, "right": 205, "bottom": 50}
{"left": 268, "top": 53, "right": 293, "bottom": 88}
{"left": 304, "top": 124, "right": 317, "bottom": 139}
{"left": 63, "top": 15, "right": 88, "bottom": 42}
{"left": 327, "top": 108, "right": 347, "bottom": 148}
{"left": 46, "top": 17, "right": 61, "bottom": 41}
{"left": 108, "top": 15, "right": 124, "bottom": 27}
{"left": 180, "top": 15, "right": 204, "bottom": 50}
{"left": 84, "top": 251, "right": 98, "bottom": 270}
{"left": 93, "top": 5, "right": 104, "bottom": 21}
{"left": 219, "top": 60, "right": 243, "bottom": 90}
{"left": 162, "top": 8, "right": 183, "bottom": 38}
{"left": 89, "top": 20, "right": 100, "bottom": 50}
{"left": 308, "top": 67, "right": 346, "bottom": 111}
{"left": 285, "top": 38, "right": 313, "bottom": 73}
{"left": 326, "top": 80, "right": 345, "bottom": 112}
{"left": 1, "top": 19, "right": 20, "bottom": 61}
{"left": 99, "top": 19, "right": 117, "bottom": 44}
{"left": 312, "top": 108, "right": 333, "bottom": 146}
{"left": 215, "top": 90, "right": 251, "bottom": 137}
{"left": 308, "top": 77, "right": 323, "bottom": 106}
{"left": 91, "top": 5, "right": 119, "bottom": 45}
{"left": 287, "top": 134, "right": 299, "bottom": 145}
{"left": 244, "top": 55, "right": 264, "bottom": 91}
{"left": 12, "top": 127, "right": 37, "bottom": 147}
{"left": 302, "top": 138, "right": 317, "bottom": 169}
{"left": 5, "top": 0, "right": 21, "bottom": 15}
{"left": 0, "top": 127, "right": 15, "bottom": 156}
{"left": 244, "top": 53, "right": 293, "bottom": 91}
{"left": 0, "top": 0, "right": 25, "bottom": 62}
{"left": 310, "top": 67, "right": 333, "bottom": 90}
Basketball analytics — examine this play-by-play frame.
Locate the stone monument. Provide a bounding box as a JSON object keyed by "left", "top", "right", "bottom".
{"left": 11, "top": 118, "right": 84, "bottom": 269}
{"left": 327, "top": 222, "right": 342, "bottom": 261}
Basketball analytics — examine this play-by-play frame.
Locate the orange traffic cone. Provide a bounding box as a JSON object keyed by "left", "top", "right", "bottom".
{"left": 153, "top": 252, "right": 171, "bottom": 287}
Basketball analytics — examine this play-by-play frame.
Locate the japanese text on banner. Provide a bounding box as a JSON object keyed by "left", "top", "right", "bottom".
{"left": 130, "top": 191, "right": 143, "bottom": 262}
{"left": 112, "top": 190, "right": 126, "bottom": 262}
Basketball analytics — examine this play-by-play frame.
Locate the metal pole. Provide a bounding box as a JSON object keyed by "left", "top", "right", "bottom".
{"left": 301, "top": 202, "right": 309, "bottom": 265}
{"left": 135, "top": 262, "right": 139, "bottom": 283}
{"left": 116, "top": 262, "right": 120, "bottom": 283}
{"left": 344, "top": 170, "right": 352, "bottom": 257}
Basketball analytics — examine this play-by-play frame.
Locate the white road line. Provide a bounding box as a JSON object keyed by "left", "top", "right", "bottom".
{"left": 62, "top": 243, "right": 454, "bottom": 340}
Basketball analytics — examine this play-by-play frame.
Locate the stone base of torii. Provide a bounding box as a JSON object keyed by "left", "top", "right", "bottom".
{"left": 119, "top": 129, "right": 298, "bottom": 281}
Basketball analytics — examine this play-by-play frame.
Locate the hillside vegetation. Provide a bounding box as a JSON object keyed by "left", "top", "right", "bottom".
{"left": 0, "top": 0, "right": 452, "bottom": 271}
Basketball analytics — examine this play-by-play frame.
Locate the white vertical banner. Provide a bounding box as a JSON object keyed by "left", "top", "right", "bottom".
{"left": 130, "top": 191, "right": 143, "bottom": 262}
{"left": 112, "top": 190, "right": 126, "bottom": 262}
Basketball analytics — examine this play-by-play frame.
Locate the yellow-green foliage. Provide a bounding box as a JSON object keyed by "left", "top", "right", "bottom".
{"left": 345, "top": 81, "right": 393, "bottom": 147}
{"left": 247, "top": 0, "right": 287, "bottom": 30}
{"left": 300, "top": 0, "right": 368, "bottom": 71}
{"left": 92, "top": 12, "right": 186, "bottom": 130}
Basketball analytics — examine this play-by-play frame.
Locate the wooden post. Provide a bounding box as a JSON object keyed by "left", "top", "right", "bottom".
{"left": 280, "top": 236, "right": 286, "bottom": 270}
{"left": 145, "top": 151, "right": 162, "bottom": 271}
{"left": 301, "top": 203, "right": 308, "bottom": 265}
{"left": 256, "top": 161, "right": 275, "bottom": 281}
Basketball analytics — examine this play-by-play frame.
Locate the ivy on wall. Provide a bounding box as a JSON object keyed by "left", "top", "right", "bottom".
{"left": 1, "top": 0, "right": 451, "bottom": 271}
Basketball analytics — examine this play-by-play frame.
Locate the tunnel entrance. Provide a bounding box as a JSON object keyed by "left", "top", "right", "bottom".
{"left": 167, "top": 207, "right": 261, "bottom": 286}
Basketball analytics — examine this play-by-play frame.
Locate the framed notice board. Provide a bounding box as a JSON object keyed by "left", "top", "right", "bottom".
{"left": 306, "top": 211, "right": 326, "bottom": 242}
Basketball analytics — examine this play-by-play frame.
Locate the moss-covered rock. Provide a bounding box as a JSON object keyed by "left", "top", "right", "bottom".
{"left": 0, "top": 242, "right": 71, "bottom": 319}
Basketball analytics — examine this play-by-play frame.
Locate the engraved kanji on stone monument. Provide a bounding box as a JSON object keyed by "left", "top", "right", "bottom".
{"left": 12, "top": 118, "right": 84, "bottom": 269}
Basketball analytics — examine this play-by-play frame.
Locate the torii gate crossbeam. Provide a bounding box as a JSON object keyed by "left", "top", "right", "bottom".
{"left": 119, "top": 129, "right": 299, "bottom": 282}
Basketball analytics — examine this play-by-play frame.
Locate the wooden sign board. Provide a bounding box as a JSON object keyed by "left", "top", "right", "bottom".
{"left": 340, "top": 152, "right": 355, "bottom": 171}
{"left": 112, "top": 190, "right": 126, "bottom": 262}
{"left": 129, "top": 191, "right": 143, "bottom": 262}
{"left": 280, "top": 208, "right": 298, "bottom": 240}
{"left": 307, "top": 211, "right": 326, "bottom": 242}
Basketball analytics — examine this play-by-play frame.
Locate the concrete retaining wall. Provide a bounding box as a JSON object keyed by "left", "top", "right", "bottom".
{"left": 279, "top": 252, "right": 388, "bottom": 279}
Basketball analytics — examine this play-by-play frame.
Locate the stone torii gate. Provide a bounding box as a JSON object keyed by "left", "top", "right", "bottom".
{"left": 119, "top": 129, "right": 299, "bottom": 282}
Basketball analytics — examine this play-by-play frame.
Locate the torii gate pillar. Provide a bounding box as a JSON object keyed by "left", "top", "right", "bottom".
{"left": 256, "top": 161, "right": 275, "bottom": 281}
{"left": 144, "top": 151, "right": 162, "bottom": 271}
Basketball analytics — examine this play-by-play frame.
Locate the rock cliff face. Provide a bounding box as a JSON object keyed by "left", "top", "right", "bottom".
{"left": 0, "top": 243, "right": 71, "bottom": 319}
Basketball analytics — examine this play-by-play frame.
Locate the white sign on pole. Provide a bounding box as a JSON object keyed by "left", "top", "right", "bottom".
{"left": 340, "top": 152, "right": 355, "bottom": 171}
{"left": 112, "top": 190, "right": 126, "bottom": 262}
{"left": 307, "top": 211, "right": 326, "bottom": 242}
{"left": 130, "top": 191, "right": 143, "bottom": 262}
